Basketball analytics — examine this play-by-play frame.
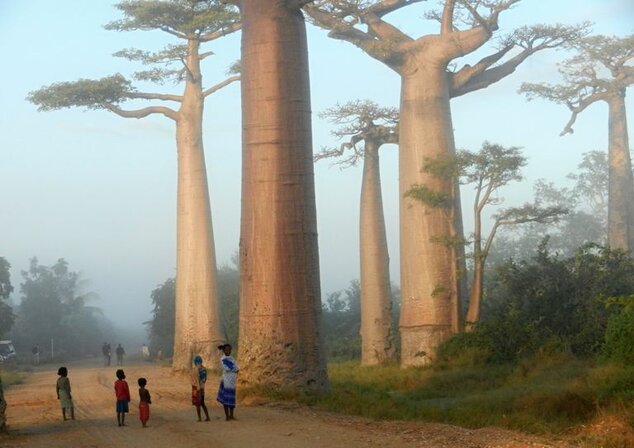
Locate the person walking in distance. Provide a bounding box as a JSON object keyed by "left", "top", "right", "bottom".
{"left": 116, "top": 344, "right": 125, "bottom": 366}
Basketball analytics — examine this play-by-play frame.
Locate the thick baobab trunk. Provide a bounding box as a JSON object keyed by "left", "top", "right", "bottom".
{"left": 399, "top": 60, "right": 461, "bottom": 367}
{"left": 360, "top": 141, "right": 395, "bottom": 365}
{"left": 238, "top": 0, "right": 328, "bottom": 389}
{"left": 173, "top": 40, "right": 224, "bottom": 371}
{"left": 0, "top": 375, "right": 6, "bottom": 433}
{"left": 607, "top": 92, "right": 634, "bottom": 255}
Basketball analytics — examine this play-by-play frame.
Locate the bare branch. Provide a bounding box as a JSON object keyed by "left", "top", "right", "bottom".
{"left": 367, "top": 0, "right": 427, "bottom": 18}
{"left": 450, "top": 44, "right": 513, "bottom": 93}
{"left": 160, "top": 26, "right": 188, "bottom": 40}
{"left": 287, "top": 0, "right": 314, "bottom": 9}
{"left": 199, "top": 51, "right": 215, "bottom": 60}
{"left": 202, "top": 75, "right": 240, "bottom": 97}
{"left": 441, "top": 0, "right": 456, "bottom": 35}
{"left": 364, "top": 13, "right": 410, "bottom": 43}
{"left": 199, "top": 22, "right": 242, "bottom": 42}
{"left": 128, "top": 92, "right": 183, "bottom": 102}
{"left": 103, "top": 103, "right": 178, "bottom": 121}
{"left": 560, "top": 91, "right": 609, "bottom": 136}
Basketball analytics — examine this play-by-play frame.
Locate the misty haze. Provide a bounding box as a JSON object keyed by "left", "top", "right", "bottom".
{"left": 1, "top": 1, "right": 633, "bottom": 447}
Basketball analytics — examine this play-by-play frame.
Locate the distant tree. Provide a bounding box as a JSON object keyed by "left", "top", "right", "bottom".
{"left": 145, "top": 262, "right": 239, "bottom": 359}
{"left": 217, "top": 261, "right": 239, "bottom": 347}
{"left": 489, "top": 152, "right": 608, "bottom": 263}
{"left": 521, "top": 34, "right": 634, "bottom": 255}
{"left": 457, "top": 143, "right": 566, "bottom": 329}
{"left": 229, "top": 0, "right": 328, "bottom": 390}
{"left": 27, "top": 1, "right": 241, "bottom": 371}
{"left": 146, "top": 278, "right": 176, "bottom": 357}
{"left": 317, "top": 100, "right": 397, "bottom": 365}
{"left": 306, "top": 0, "right": 587, "bottom": 366}
{"left": 567, "top": 150, "right": 609, "bottom": 231}
{"left": 0, "top": 257, "right": 14, "bottom": 337}
{"left": 13, "top": 258, "right": 107, "bottom": 358}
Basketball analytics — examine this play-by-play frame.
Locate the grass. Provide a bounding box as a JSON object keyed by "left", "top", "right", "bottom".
{"left": 242, "top": 356, "right": 634, "bottom": 438}
{"left": 0, "top": 368, "right": 26, "bottom": 387}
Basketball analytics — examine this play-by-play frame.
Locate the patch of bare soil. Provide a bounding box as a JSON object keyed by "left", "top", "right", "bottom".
{"left": 0, "top": 361, "right": 588, "bottom": 447}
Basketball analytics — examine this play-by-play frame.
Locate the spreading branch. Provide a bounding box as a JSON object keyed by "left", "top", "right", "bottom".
{"left": 128, "top": 92, "right": 183, "bottom": 102}
{"left": 202, "top": 75, "right": 240, "bottom": 97}
{"left": 103, "top": 103, "right": 178, "bottom": 121}
{"left": 560, "top": 91, "right": 609, "bottom": 136}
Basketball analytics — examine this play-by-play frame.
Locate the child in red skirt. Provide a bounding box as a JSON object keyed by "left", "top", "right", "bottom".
{"left": 137, "top": 377, "right": 151, "bottom": 427}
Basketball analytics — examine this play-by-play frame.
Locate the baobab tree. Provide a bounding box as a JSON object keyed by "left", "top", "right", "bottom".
{"left": 226, "top": 0, "right": 328, "bottom": 389}
{"left": 316, "top": 100, "right": 398, "bottom": 365}
{"left": 27, "top": 0, "right": 241, "bottom": 371}
{"left": 456, "top": 143, "right": 566, "bottom": 329}
{"left": 521, "top": 34, "right": 634, "bottom": 254}
{"left": 305, "top": 0, "right": 586, "bottom": 366}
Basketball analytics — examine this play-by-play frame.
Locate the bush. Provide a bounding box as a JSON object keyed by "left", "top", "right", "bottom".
{"left": 472, "top": 244, "right": 634, "bottom": 363}
{"left": 602, "top": 301, "right": 634, "bottom": 365}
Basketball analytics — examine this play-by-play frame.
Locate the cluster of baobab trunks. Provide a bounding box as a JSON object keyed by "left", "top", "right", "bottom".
{"left": 27, "top": 0, "right": 632, "bottom": 390}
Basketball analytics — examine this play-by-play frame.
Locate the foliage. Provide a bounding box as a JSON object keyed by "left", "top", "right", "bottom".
{"left": 488, "top": 152, "right": 608, "bottom": 263}
{"left": 0, "top": 258, "right": 14, "bottom": 337}
{"left": 146, "top": 278, "right": 176, "bottom": 357}
{"left": 320, "top": 280, "right": 400, "bottom": 361}
{"left": 602, "top": 295, "right": 634, "bottom": 365}
{"left": 520, "top": 34, "right": 634, "bottom": 135}
{"left": 444, "top": 244, "right": 634, "bottom": 364}
{"left": 10, "top": 258, "right": 111, "bottom": 359}
{"left": 145, "top": 259, "right": 240, "bottom": 356}
{"left": 245, "top": 357, "right": 606, "bottom": 434}
{"left": 26, "top": 75, "right": 133, "bottom": 111}
{"left": 217, "top": 262, "right": 240, "bottom": 346}
{"left": 315, "top": 100, "right": 398, "bottom": 167}
{"left": 322, "top": 281, "right": 362, "bottom": 360}
{"left": 27, "top": 0, "right": 240, "bottom": 112}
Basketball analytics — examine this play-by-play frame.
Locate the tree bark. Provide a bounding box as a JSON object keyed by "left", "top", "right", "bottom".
{"left": 360, "top": 141, "right": 396, "bottom": 365}
{"left": 607, "top": 92, "right": 634, "bottom": 255}
{"left": 399, "top": 56, "right": 461, "bottom": 367}
{"left": 0, "top": 375, "right": 6, "bottom": 433}
{"left": 172, "top": 38, "right": 225, "bottom": 371}
{"left": 238, "top": 0, "right": 328, "bottom": 390}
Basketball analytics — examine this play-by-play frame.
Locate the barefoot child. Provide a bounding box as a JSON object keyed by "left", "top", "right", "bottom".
{"left": 191, "top": 355, "right": 210, "bottom": 422}
{"left": 137, "top": 377, "right": 151, "bottom": 427}
{"left": 114, "top": 369, "right": 131, "bottom": 427}
{"left": 56, "top": 367, "right": 75, "bottom": 421}
{"left": 217, "top": 344, "right": 239, "bottom": 421}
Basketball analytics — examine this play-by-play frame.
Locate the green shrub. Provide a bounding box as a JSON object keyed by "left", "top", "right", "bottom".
{"left": 603, "top": 305, "right": 634, "bottom": 365}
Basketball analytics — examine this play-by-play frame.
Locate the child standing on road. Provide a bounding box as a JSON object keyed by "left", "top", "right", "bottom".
{"left": 216, "top": 344, "right": 239, "bottom": 421}
{"left": 56, "top": 367, "right": 75, "bottom": 421}
{"left": 191, "top": 355, "right": 210, "bottom": 422}
{"left": 137, "top": 377, "right": 151, "bottom": 427}
{"left": 114, "top": 369, "right": 131, "bottom": 427}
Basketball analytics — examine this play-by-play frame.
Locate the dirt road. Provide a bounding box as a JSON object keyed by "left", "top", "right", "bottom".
{"left": 0, "top": 362, "right": 574, "bottom": 448}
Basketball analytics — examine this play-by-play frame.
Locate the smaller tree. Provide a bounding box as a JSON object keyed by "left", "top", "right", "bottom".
{"left": 408, "top": 143, "right": 567, "bottom": 330}
{"left": 316, "top": 100, "right": 398, "bottom": 365}
{"left": 458, "top": 143, "right": 567, "bottom": 329}
{"left": 0, "top": 257, "right": 14, "bottom": 337}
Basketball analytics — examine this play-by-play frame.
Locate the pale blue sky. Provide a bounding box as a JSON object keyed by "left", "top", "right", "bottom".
{"left": 0, "top": 0, "right": 632, "bottom": 328}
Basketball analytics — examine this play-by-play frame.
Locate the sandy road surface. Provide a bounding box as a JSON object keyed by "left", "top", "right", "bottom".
{"left": 0, "top": 361, "right": 574, "bottom": 448}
